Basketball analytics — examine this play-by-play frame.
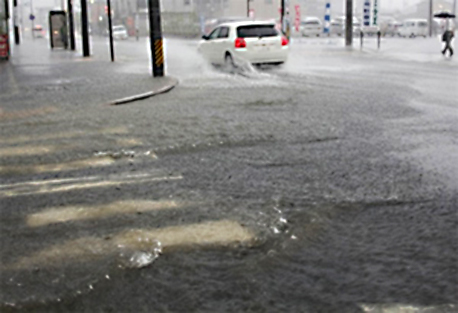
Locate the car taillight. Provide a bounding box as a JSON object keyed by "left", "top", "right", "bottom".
{"left": 235, "top": 37, "right": 246, "bottom": 49}
{"left": 281, "top": 36, "right": 289, "bottom": 46}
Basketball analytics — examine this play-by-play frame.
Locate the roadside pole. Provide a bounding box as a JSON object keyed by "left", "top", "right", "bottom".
{"left": 107, "top": 0, "right": 114, "bottom": 61}
{"left": 429, "top": 0, "right": 433, "bottom": 37}
{"left": 345, "top": 0, "right": 353, "bottom": 47}
{"left": 13, "top": 0, "right": 19, "bottom": 44}
{"left": 80, "top": 0, "right": 90, "bottom": 56}
{"left": 2, "top": 0, "right": 10, "bottom": 59}
{"left": 281, "top": 0, "right": 285, "bottom": 32}
{"left": 148, "top": 0, "right": 164, "bottom": 77}
{"left": 247, "top": 0, "right": 249, "bottom": 18}
{"left": 67, "top": 0, "right": 75, "bottom": 50}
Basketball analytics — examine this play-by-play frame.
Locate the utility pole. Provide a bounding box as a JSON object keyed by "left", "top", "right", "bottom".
{"left": 247, "top": 0, "right": 249, "bottom": 18}
{"left": 345, "top": 0, "right": 353, "bottom": 46}
{"left": 30, "top": 0, "right": 34, "bottom": 38}
{"left": 67, "top": 0, "right": 75, "bottom": 50}
{"left": 148, "top": 0, "right": 164, "bottom": 77}
{"left": 80, "top": 0, "right": 90, "bottom": 56}
{"left": 107, "top": 0, "right": 114, "bottom": 61}
{"left": 281, "top": 0, "right": 285, "bottom": 32}
{"left": 13, "top": 0, "right": 19, "bottom": 44}
{"left": 429, "top": 0, "right": 433, "bottom": 37}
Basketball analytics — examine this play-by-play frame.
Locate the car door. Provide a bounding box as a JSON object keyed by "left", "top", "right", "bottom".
{"left": 213, "top": 26, "right": 230, "bottom": 64}
{"left": 200, "top": 27, "right": 221, "bottom": 63}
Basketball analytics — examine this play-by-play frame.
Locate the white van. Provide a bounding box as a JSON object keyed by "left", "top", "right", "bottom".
{"left": 399, "top": 19, "right": 428, "bottom": 38}
{"left": 300, "top": 17, "right": 323, "bottom": 37}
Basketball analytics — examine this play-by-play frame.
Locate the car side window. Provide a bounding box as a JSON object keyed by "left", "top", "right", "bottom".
{"left": 209, "top": 28, "right": 221, "bottom": 40}
{"left": 218, "top": 27, "right": 230, "bottom": 38}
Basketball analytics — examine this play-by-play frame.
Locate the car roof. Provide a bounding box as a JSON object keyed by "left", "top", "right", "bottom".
{"left": 218, "top": 20, "right": 276, "bottom": 28}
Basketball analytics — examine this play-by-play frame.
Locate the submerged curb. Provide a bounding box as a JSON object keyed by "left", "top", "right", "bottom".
{"left": 109, "top": 78, "right": 179, "bottom": 106}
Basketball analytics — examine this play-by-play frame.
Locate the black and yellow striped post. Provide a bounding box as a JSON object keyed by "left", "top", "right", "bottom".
{"left": 148, "top": 0, "right": 164, "bottom": 77}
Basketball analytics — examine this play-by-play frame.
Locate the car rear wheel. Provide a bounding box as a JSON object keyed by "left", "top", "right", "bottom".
{"left": 224, "top": 54, "right": 235, "bottom": 71}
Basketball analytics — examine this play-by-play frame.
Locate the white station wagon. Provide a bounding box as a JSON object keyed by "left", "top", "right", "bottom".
{"left": 198, "top": 21, "right": 289, "bottom": 68}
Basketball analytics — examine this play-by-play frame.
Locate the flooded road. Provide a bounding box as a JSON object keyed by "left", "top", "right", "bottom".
{"left": 1, "top": 37, "right": 457, "bottom": 312}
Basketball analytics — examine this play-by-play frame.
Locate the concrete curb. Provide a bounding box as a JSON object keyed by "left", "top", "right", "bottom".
{"left": 109, "top": 78, "right": 179, "bottom": 106}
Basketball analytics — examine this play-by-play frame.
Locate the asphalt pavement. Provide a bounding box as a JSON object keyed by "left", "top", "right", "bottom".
{"left": 0, "top": 35, "right": 457, "bottom": 313}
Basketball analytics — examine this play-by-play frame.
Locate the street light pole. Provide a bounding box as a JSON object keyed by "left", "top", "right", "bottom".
{"left": 80, "top": 0, "right": 90, "bottom": 56}
{"left": 67, "top": 0, "right": 75, "bottom": 50}
{"left": 281, "top": 0, "right": 285, "bottom": 32}
{"left": 13, "top": 0, "right": 19, "bottom": 44}
{"left": 107, "top": 0, "right": 114, "bottom": 61}
{"left": 345, "top": 0, "right": 353, "bottom": 46}
{"left": 148, "top": 0, "right": 164, "bottom": 77}
{"left": 429, "top": 0, "right": 433, "bottom": 37}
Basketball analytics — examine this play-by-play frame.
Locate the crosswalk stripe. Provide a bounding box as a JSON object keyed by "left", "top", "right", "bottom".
{"left": 0, "top": 127, "right": 128, "bottom": 145}
{"left": 0, "top": 173, "right": 183, "bottom": 198}
{"left": 0, "top": 145, "right": 56, "bottom": 157}
{"left": 0, "top": 156, "right": 115, "bottom": 175}
{"left": 7, "top": 220, "right": 255, "bottom": 270}
{"left": 27, "top": 200, "right": 181, "bottom": 227}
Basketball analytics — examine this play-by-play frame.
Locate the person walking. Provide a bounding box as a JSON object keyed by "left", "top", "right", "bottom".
{"left": 442, "top": 29, "right": 454, "bottom": 57}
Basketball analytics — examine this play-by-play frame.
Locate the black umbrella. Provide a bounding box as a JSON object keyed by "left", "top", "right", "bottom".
{"left": 434, "top": 12, "right": 456, "bottom": 19}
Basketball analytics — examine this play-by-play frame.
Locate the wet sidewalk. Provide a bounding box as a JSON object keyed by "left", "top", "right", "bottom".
{"left": 0, "top": 38, "right": 177, "bottom": 117}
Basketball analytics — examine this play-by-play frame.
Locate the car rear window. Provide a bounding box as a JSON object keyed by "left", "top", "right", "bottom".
{"left": 303, "top": 21, "right": 320, "bottom": 25}
{"left": 237, "top": 25, "right": 278, "bottom": 38}
{"left": 418, "top": 22, "right": 427, "bottom": 27}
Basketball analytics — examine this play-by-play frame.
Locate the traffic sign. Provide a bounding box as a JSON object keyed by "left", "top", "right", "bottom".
{"left": 29, "top": 14, "right": 35, "bottom": 20}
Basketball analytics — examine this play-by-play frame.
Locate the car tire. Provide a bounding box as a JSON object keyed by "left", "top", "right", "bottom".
{"left": 224, "top": 53, "right": 235, "bottom": 71}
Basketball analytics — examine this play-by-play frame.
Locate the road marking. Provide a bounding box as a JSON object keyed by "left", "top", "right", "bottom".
{"left": 27, "top": 200, "right": 181, "bottom": 227}
{"left": 0, "top": 156, "right": 115, "bottom": 175}
{"left": 115, "top": 138, "right": 143, "bottom": 146}
{"left": 7, "top": 220, "right": 255, "bottom": 270}
{"left": 0, "top": 173, "right": 183, "bottom": 198}
{"left": 0, "top": 106, "right": 59, "bottom": 121}
{"left": 0, "top": 127, "right": 128, "bottom": 145}
{"left": 360, "top": 303, "right": 456, "bottom": 313}
{"left": 0, "top": 145, "right": 55, "bottom": 157}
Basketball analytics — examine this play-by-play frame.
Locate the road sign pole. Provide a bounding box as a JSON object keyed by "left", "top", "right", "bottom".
{"left": 107, "top": 0, "right": 114, "bottom": 62}
{"left": 345, "top": 0, "right": 353, "bottom": 46}
{"left": 13, "top": 0, "right": 19, "bottom": 44}
{"left": 281, "top": 0, "right": 285, "bottom": 33}
{"left": 67, "top": 0, "right": 75, "bottom": 50}
{"left": 429, "top": 0, "right": 433, "bottom": 37}
{"left": 148, "top": 0, "right": 164, "bottom": 77}
{"left": 80, "top": 0, "right": 90, "bottom": 56}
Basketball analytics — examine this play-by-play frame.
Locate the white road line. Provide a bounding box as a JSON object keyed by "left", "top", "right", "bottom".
{"left": 0, "top": 175, "right": 183, "bottom": 198}
{"left": 0, "top": 157, "right": 115, "bottom": 175}
{"left": 0, "top": 127, "right": 129, "bottom": 145}
{"left": 0, "top": 146, "right": 55, "bottom": 157}
{"left": 7, "top": 220, "right": 255, "bottom": 270}
{"left": 27, "top": 200, "right": 182, "bottom": 227}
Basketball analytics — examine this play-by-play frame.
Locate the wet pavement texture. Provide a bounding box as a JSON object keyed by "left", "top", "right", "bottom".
{"left": 0, "top": 36, "right": 457, "bottom": 312}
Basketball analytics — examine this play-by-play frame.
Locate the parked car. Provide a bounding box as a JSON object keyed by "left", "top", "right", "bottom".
{"left": 383, "top": 21, "right": 403, "bottom": 36}
{"left": 330, "top": 16, "right": 360, "bottom": 36}
{"left": 399, "top": 19, "right": 428, "bottom": 38}
{"left": 112, "top": 25, "right": 128, "bottom": 40}
{"left": 33, "top": 25, "right": 45, "bottom": 38}
{"left": 330, "top": 20, "right": 344, "bottom": 36}
{"left": 198, "top": 21, "right": 289, "bottom": 68}
{"left": 300, "top": 17, "right": 323, "bottom": 37}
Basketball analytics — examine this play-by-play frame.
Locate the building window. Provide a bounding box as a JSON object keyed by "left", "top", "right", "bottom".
{"left": 265, "top": 0, "right": 273, "bottom": 4}
{"left": 184, "top": 0, "right": 191, "bottom": 5}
